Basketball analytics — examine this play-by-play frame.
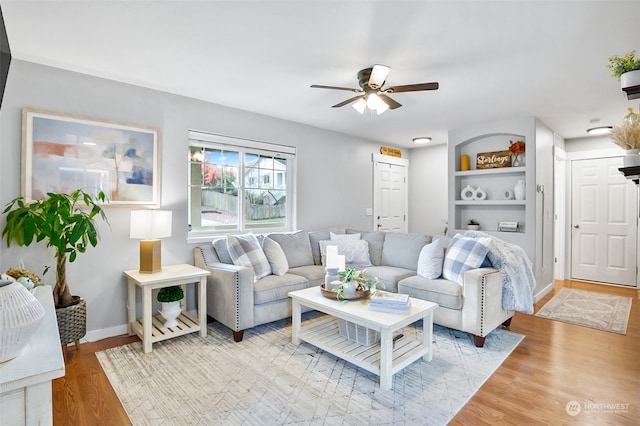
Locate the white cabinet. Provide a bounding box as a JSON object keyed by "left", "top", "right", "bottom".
{"left": 448, "top": 117, "right": 557, "bottom": 294}
{"left": 0, "top": 286, "right": 65, "bottom": 425}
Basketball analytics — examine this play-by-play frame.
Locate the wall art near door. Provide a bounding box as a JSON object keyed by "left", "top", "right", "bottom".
{"left": 22, "top": 108, "right": 160, "bottom": 207}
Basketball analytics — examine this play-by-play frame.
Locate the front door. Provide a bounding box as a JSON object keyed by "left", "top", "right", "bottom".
{"left": 571, "top": 157, "right": 638, "bottom": 287}
{"left": 373, "top": 158, "right": 407, "bottom": 232}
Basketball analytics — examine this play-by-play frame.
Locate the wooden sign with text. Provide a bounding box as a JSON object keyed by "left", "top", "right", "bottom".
{"left": 476, "top": 150, "right": 512, "bottom": 169}
{"left": 380, "top": 147, "right": 402, "bottom": 158}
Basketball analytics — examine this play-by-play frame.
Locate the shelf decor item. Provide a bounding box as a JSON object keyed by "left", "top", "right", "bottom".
{"left": 467, "top": 219, "right": 480, "bottom": 230}
{"left": 509, "top": 140, "right": 526, "bottom": 167}
{"left": 460, "top": 154, "right": 470, "bottom": 171}
{"left": 476, "top": 150, "right": 511, "bottom": 169}
{"left": 607, "top": 50, "right": 640, "bottom": 100}
{"left": 609, "top": 107, "right": 640, "bottom": 167}
{"left": 514, "top": 179, "right": 526, "bottom": 200}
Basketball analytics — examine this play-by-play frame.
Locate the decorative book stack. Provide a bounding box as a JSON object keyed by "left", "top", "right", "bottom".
{"left": 368, "top": 291, "right": 411, "bottom": 314}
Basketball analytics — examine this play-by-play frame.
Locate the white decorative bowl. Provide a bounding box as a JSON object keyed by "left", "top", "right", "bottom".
{"left": 0, "top": 280, "right": 46, "bottom": 363}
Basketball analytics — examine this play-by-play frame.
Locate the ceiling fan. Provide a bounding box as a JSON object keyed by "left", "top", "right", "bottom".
{"left": 311, "top": 64, "right": 439, "bottom": 115}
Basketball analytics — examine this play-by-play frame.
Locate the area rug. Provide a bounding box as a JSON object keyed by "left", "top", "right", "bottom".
{"left": 97, "top": 313, "right": 523, "bottom": 425}
{"left": 535, "top": 288, "right": 632, "bottom": 335}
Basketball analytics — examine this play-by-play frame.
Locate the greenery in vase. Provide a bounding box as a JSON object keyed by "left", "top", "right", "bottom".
{"left": 157, "top": 286, "right": 184, "bottom": 303}
{"left": 331, "top": 267, "right": 382, "bottom": 300}
{"left": 2, "top": 189, "right": 109, "bottom": 307}
{"left": 609, "top": 107, "right": 640, "bottom": 150}
{"left": 607, "top": 51, "right": 640, "bottom": 80}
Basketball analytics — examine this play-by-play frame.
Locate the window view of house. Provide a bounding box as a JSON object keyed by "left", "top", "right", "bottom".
{"left": 188, "top": 135, "right": 293, "bottom": 234}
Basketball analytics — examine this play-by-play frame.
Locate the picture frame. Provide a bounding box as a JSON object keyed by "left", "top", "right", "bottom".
{"left": 22, "top": 108, "right": 160, "bottom": 207}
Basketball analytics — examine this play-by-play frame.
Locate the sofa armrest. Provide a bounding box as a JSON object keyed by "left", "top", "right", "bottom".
{"left": 194, "top": 245, "right": 255, "bottom": 332}
{"left": 461, "top": 268, "right": 513, "bottom": 337}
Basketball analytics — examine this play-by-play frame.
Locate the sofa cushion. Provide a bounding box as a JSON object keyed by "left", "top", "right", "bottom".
{"left": 268, "top": 231, "right": 314, "bottom": 268}
{"left": 308, "top": 230, "right": 331, "bottom": 265}
{"left": 288, "top": 265, "right": 325, "bottom": 287}
{"left": 417, "top": 240, "right": 445, "bottom": 279}
{"left": 226, "top": 233, "right": 272, "bottom": 280}
{"left": 347, "top": 229, "right": 385, "bottom": 266}
{"left": 398, "top": 275, "right": 463, "bottom": 310}
{"left": 381, "top": 232, "right": 431, "bottom": 270}
{"left": 319, "top": 240, "right": 372, "bottom": 267}
{"left": 360, "top": 265, "right": 415, "bottom": 293}
{"left": 442, "top": 234, "right": 491, "bottom": 284}
{"left": 212, "top": 238, "right": 233, "bottom": 264}
{"left": 262, "top": 237, "right": 289, "bottom": 276}
{"left": 330, "top": 231, "right": 360, "bottom": 240}
{"left": 253, "top": 273, "right": 309, "bottom": 305}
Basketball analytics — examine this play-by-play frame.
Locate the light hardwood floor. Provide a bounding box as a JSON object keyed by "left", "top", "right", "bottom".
{"left": 52, "top": 280, "right": 639, "bottom": 425}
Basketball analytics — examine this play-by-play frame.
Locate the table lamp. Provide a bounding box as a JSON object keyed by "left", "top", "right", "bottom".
{"left": 130, "top": 210, "right": 172, "bottom": 273}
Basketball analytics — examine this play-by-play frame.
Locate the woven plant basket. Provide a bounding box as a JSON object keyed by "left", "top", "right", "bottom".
{"left": 55, "top": 296, "right": 86, "bottom": 346}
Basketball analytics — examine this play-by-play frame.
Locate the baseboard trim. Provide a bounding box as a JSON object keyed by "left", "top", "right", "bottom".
{"left": 534, "top": 282, "right": 554, "bottom": 303}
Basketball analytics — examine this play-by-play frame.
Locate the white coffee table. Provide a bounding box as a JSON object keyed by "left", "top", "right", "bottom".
{"left": 289, "top": 286, "right": 438, "bottom": 390}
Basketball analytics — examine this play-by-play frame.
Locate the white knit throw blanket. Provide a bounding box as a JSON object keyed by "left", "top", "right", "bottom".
{"left": 464, "top": 230, "right": 536, "bottom": 314}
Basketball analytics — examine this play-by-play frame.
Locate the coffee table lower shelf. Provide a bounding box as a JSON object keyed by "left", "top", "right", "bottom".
{"left": 298, "top": 317, "right": 428, "bottom": 379}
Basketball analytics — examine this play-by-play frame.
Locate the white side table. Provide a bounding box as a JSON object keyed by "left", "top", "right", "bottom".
{"left": 124, "top": 264, "right": 210, "bottom": 353}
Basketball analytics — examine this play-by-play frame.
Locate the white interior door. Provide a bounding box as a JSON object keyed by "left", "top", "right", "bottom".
{"left": 373, "top": 156, "right": 407, "bottom": 232}
{"left": 571, "top": 157, "right": 638, "bottom": 287}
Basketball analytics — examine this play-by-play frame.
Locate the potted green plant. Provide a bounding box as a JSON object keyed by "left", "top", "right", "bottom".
{"left": 2, "top": 189, "right": 108, "bottom": 345}
{"left": 467, "top": 219, "right": 480, "bottom": 230}
{"left": 157, "top": 286, "right": 184, "bottom": 328}
{"left": 607, "top": 51, "right": 640, "bottom": 95}
{"left": 329, "top": 267, "right": 382, "bottom": 300}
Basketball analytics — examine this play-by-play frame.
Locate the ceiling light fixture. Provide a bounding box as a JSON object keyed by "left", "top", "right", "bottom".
{"left": 352, "top": 98, "right": 366, "bottom": 114}
{"left": 586, "top": 126, "right": 612, "bottom": 135}
{"left": 413, "top": 137, "right": 432, "bottom": 144}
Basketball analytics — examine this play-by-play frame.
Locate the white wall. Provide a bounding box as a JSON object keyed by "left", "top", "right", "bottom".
{"left": 407, "top": 143, "right": 448, "bottom": 236}
{"left": 0, "top": 60, "right": 407, "bottom": 339}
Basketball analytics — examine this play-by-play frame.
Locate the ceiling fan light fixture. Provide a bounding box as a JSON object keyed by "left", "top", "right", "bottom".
{"left": 376, "top": 102, "right": 389, "bottom": 115}
{"left": 413, "top": 137, "right": 432, "bottom": 144}
{"left": 366, "top": 93, "right": 383, "bottom": 110}
{"left": 368, "top": 64, "right": 390, "bottom": 89}
{"left": 352, "top": 98, "right": 366, "bottom": 114}
{"left": 586, "top": 126, "right": 612, "bottom": 135}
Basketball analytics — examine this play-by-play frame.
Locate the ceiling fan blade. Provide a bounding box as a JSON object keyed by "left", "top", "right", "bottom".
{"left": 385, "top": 82, "right": 439, "bottom": 93}
{"left": 311, "top": 84, "right": 361, "bottom": 92}
{"left": 331, "top": 95, "right": 364, "bottom": 108}
{"left": 368, "top": 64, "right": 390, "bottom": 89}
{"left": 378, "top": 94, "right": 402, "bottom": 110}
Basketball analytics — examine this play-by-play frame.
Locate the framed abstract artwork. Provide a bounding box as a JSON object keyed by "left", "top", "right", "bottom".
{"left": 22, "top": 108, "right": 160, "bottom": 207}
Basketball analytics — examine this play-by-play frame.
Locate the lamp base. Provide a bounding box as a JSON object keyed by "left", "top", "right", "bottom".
{"left": 139, "top": 240, "right": 162, "bottom": 273}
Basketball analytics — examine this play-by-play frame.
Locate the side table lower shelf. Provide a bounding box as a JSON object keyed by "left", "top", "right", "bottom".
{"left": 130, "top": 311, "right": 201, "bottom": 344}
{"left": 298, "top": 317, "right": 428, "bottom": 378}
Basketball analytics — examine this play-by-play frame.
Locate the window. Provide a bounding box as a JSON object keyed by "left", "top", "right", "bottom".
{"left": 188, "top": 131, "right": 295, "bottom": 240}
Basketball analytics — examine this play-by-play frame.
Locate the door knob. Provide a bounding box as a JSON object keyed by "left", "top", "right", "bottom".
{"left": 573, "top": 224, "right": 579, "bottom": 229}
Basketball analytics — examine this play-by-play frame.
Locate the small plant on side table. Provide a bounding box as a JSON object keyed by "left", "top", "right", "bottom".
{"left": 157, "top": 286, "right": 184, "bottom": 328}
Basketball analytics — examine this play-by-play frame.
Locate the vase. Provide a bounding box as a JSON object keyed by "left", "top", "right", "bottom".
{"left": 159, "top": 301, "right": 182, "bottom": 328}
{"left": 0, "top": 280, "right": 46, "bottom": 363}
{"left": 512, "top": 153, "right": 525, "bottom": 167}
{"left": 623, "top": 149, "right": 640, "bottom": 167}
{"left": 461, "top": 185, "right": 475, "bottom": 200}
{"left": 514, "top": 180, "right": 526, "bottom": 200}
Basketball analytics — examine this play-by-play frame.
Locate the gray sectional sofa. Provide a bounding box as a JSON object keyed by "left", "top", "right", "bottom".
{"left": 194, "top": 228, "right": 513, "bottom": 347}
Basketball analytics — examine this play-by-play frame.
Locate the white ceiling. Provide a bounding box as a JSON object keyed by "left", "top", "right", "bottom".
{"left": 2, "top": 1, "right": 639, "bottom": 148}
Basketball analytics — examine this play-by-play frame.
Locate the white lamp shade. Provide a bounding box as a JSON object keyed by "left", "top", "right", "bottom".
{"left": 130, "top": 210, "right": 172, "bottom": 239}
{"left": 352, "top": 98, "right": 366, "bottom": 114}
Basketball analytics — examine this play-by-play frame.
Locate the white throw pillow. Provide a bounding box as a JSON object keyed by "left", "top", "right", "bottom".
{"left": 319, "top": 240, "right": 372, "bottom": 267}
{"left": 330, "top": 232, "right": 361, "bottom": 241}
{"left": 417, "top": 240, "right": 445, "bottom": 279}
{"left": 262, "top": 237, "right": 289, "bottom": 276}
{"left": 226, "top": 233, "right": 272, "bottom": 280}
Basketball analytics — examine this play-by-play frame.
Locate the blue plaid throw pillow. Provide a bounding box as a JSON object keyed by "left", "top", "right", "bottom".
{"left": 227, "top": 233, "right": 272, "bottom": 280}
{"left": 442, "top": 234, "right": 491, "bottom": 284}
